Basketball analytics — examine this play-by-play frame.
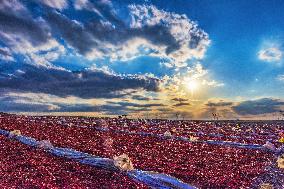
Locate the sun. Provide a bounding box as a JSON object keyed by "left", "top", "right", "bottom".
{"left": 186, "top": 80, "right": 198, "bottom": 93}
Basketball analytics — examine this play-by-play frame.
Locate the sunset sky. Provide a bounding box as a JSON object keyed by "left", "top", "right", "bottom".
{"left": 0, "top": 0, "right": 284, "bottom": 119}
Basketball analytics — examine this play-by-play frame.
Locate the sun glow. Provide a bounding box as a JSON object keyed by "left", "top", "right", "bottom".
{"left": 187, "top": 80, "right": 198, "bottom": 91}
{"left": 186, "top": 79, "right": 199, "bottom": 95}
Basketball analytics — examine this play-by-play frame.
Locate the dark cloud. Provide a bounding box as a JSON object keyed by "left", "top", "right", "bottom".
{"left": 0, "top": 63, "right": 160, "bottom": 99}
{"left": 0, "top": 47, "right": 11, "bottom": 56}
{"left": 189, "top": 33, "right": 204, "bottom": 49}
{"left": 0, "top": 47, "right": 14, "bottom": 61}
{"left": 58, "top": 103, "right": 153, "bottom": 115}
{"left": 58, "top": 104, "right": 125, "bottom": 114}
{"left": 0, "top": 97, "right": 125, "bottom": 114}
{"left": 0, "top": 95, "right": 159, "bottom": 114}
{"left": 0, "top": 95, "right": 56, "bottom": 112}
{"left": 156, "top": 107, "right": 173, "bottom": 112}
{"left": 45, "top": 11, "right": 98, "bottom": 54}
{"left": 0, "top": 102, "right": 54, "bottom": 112}
{"left": 87, "top": 21, "right": 178, "bottom": 47}
{"left": 0, "top": 0, "right": 209, "bottom": 68}
{"left": 45, "top": 10, "right": 179, "bottom": 56}
{"left": 232, "top": 98, "right": 284, "bottom": 115}
{"left": 88, "top": 0, "right": 124, "bottom": 27}
{"left": 107, "top": 101, "right": 165, "bottom": 108}
{"left": 0, "top": 90, "right": 155, "bottom": 114}
{"left": 0, "top": 2, "right": 50, "bottom": 46}
{"left": 132, "top": 95, "right": 150, "bottom": 101}
{"left": 206, "top": 101, "right": 233, "bottom": 107}
{"left": 41, "top": 1, "right": 208, "bottom": 63}
{"left": 171, "top": 98, "right": 188, "bottom": 102}
{"left": 132, "top": 25, "right": 179, "bottom": 55}
{"left": 173, "top": 102, "right": 190, "bottom": 107}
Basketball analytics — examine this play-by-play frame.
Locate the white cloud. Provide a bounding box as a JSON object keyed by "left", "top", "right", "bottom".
{"left": 0, "top": 0, "right": 28, "bottom": 14}
{"left": 0, "top": 92, "right": 110, "bottom": 112}
{"left": 74, "top": 0, "right": 89, "bottom": 10}
{"left": 38, "top": 0, "right": 68, "bottom": 10}
{"left": 277, "top": 74, "right": 284, "bottom": 81}
{"left": 202, "top": 80, "right": 224, "bottom": 87}
{"left": 0, "top": 31, "right": 65, "bottom": 68}
{"left": 87, "top": 4, "right": 210, "bottom": 67}
{"left": 258, "top": 47, "right": 282, "bottom": 62}
{"left": 85, "top": 37, "right": 163, "bottom": 62}
{"left": 15, "top": 69, "right": 25, "bottom": 74}
{"left": 128, "top": 4, "right": 210, "bottom": 66}
{"left": 0, "top": 2, "right": 66, "bottom": 68}
{"left": 88, "top": 64, "right": 116, "bottom": 75}
{"left": 0, "top": 92, "right": 61, "bottom": 111}
{"left": 73, "top": 0, "right": 112, "bottom": 18}
{"left": 104, "top": 38, "right": 164, "bottom": 62}
{"left": 0, "top": 47, "right": 15, "bottom": 62}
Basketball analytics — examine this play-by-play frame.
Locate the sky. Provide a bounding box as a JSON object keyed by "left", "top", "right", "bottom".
{"left": 0, "top": 0, "right": 284, "bottom": 119}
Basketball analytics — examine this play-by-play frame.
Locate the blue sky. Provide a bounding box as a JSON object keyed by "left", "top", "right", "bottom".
{"left": 0, "top": 0, "right": 283, "bottom": 119}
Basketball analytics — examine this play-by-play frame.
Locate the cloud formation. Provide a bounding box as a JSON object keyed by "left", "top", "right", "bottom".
{"left": 37, "top": 0, "right": 69, "bottom": 10}
{"left": 132, "top": 95, "right": 151, "bottom": 101}
{"left": 206, "top": 101, "right": 233, "bottom": 107}
{"left": 0, "top": 63, "right": 160, "bottom": 99}
{"left": 109, "top": 101, "right": 165, "bottom": 108}
{"left": 0, "top": 0, "right": 49, "bottom": 46}
{"left": 128, "top": 5, "right": 210, "bottom": 65}
{"left": 0, "top": 90, "right": 164, "bottom": 115}
{"left": 173, "top": 102, "right": 190, "bottom": 107}
{"left": 0, "top": 92, "right": 60, "bottom": 112}
{"left": 0, "top": 47, "right": 14, "bottom": 61}
{"left": 0, "top": 0, "right": 227, "bottom": 118}
{"left": 171, "top": 98, "right": 188, "bottom": 102}
{"left": 44, "top": 3, "right": 209, "bottom": 66}
{"left": 0, "top": 0, "right": 66, "bottom": 67}
{"left": 258, "top": 47, "right": 282, "bottom": 62}
{"left": 277, "top": 74, "right": 284, "bottom": 81}
{"left": 232, "top": 98, "right": 284, "bottom": 115}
